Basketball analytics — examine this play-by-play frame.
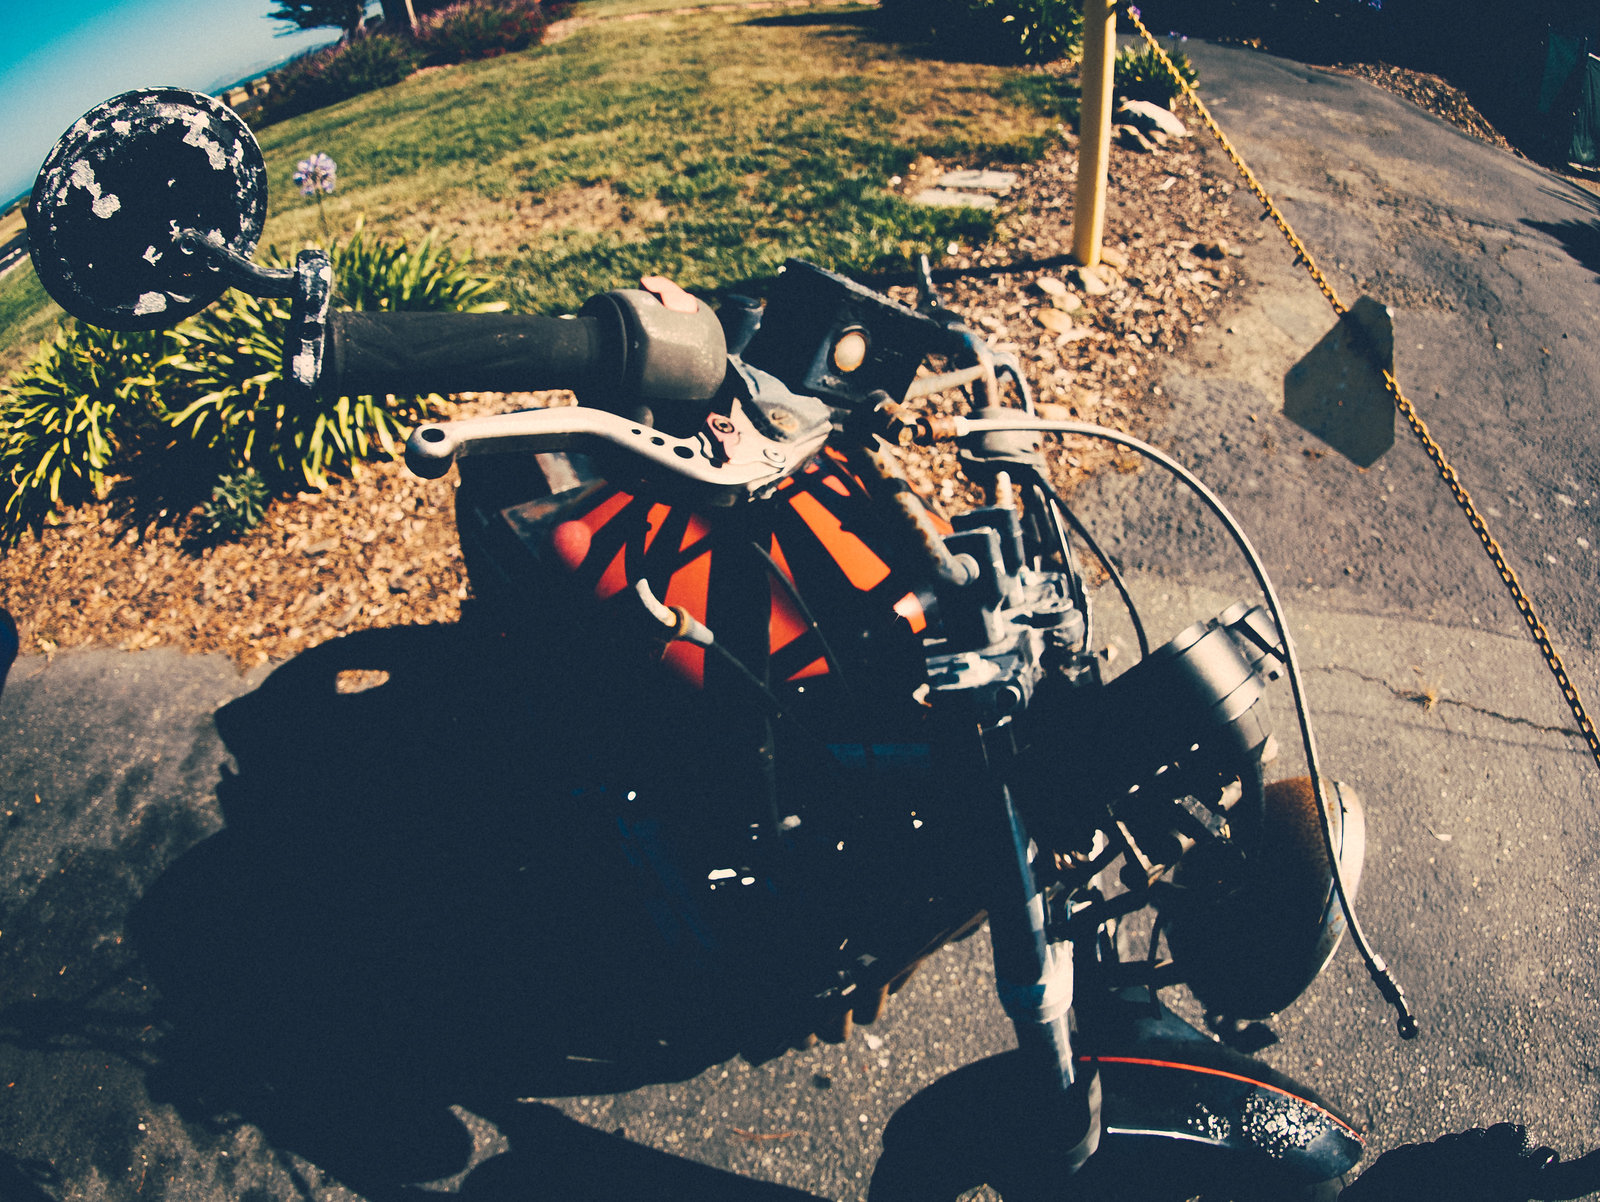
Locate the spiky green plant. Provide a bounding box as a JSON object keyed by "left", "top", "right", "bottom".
{"left": 0, "top": 226, "right": 504, "bottom": 542}
{"left": 1114, "top": 42, "right": 1198, "bottom": 106}
{"left": 199, "top": 467, "right": 272, "bottom": 539}
{"left": 162, "top": 224, "right": 504, "bottom": 490}
{"left": 0, "top": 324, "right": 167, "bottom": 540}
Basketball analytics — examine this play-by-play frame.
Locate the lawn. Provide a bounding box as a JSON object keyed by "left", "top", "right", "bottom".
{"left": 0, "top": 265, "right": 61, "bottom": 380}
{"left": 1, "top": 2, "right": 1075, "bottom": 362}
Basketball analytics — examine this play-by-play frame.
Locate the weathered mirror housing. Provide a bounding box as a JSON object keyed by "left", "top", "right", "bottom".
{"left": 26, "top": 88, "right": 268, "bottom": 330}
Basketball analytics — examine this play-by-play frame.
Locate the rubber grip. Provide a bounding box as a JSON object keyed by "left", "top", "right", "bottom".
{"left": 324, "top": 311, "right": 613, "bottom": 397}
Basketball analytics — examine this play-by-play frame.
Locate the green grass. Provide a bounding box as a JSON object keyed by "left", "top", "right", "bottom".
{"left": 254, "top": 5, "right": 1066, "bottom": 312}
{"left": 1004, "top": 71, "right": 1082, "bottom": 124}
{"left": 571, "top": 0, "right": 727, "bottom": 13}
{"left": 2, "top": 3, "right": 1071, "bottom": 362}
{"left": 0, "top": 265, "right": 64, "bottom": 379}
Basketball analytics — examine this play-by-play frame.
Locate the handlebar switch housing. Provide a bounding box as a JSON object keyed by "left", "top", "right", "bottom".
{"left": 578, "top": 287, "right": 728, "bottom": 418}
{"left": 740, "top": 260, "right": 951, "bottom": 418}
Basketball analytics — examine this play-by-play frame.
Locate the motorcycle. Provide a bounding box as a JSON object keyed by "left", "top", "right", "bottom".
{"left": 25, "top": 88, "right": 1423, "bottom": 1200}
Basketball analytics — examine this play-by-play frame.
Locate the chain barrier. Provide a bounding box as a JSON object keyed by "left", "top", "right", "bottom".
{"left": 1120, "top": 5, "right": 1600, "bottom": 776}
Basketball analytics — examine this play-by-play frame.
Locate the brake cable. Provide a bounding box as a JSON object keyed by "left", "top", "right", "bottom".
{"left": 1034, "top": 474, "right": 1151, "bottom": 660}
{"left": 915, "top": 413, "right": 1420, "bottom": 1039}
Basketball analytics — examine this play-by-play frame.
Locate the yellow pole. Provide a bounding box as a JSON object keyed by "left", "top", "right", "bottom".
{"left": 1073, "top": 0, "right": 1116, "bottom": 268}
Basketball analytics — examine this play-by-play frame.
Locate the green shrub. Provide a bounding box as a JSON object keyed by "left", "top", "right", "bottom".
{"left": 0, "top": 325, "right": 167, "bottom": 540}
{"left": 199, "top": 467, "right": 271, "bottom": 539}
{"left": 162, "top": 284, "right": 420, "bottom": 490}
{"left": 162, "top": 227, "right": 504, "bottom": 492}
{"left": 880, "top": 0, "right": 1082, "bottom": 64}
{"left": 1114, "top": 43, "right": 1197, "bottom": 106}
{"left": 415, "top": 0, "right": 564, "bottom": 66}
{"left": 0, "top": 228, "right": 503, "bottom": 543}
{"left": 256, "top": 33, "right": 421, "bottom": 126}
{"left": 332, "top": 220, "right": 506, "bottom": 311}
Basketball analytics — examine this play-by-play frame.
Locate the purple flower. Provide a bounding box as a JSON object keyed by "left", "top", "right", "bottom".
{"left": 1127, "top": 5, "right": 1141, "bottom": 19}
{"left": 293, "top": 153, "right": 337, "bottom": 197}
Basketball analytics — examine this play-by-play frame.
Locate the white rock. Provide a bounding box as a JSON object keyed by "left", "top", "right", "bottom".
{"left": 1069, "top": 265, "right": 1111, "bottom": 296}
{"left": 1117, "top": 99, "right": 1190, "bottom": 139}
{"left": 938, "top": 169, "right": 1019, "bottom": 193}
{"left": 911, "top": 188, "right": 997, "bottom": 210}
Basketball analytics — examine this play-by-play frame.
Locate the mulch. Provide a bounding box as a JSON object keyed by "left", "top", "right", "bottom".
{"left": 1327, "top": 61, "right": 1515, "bottom": 153}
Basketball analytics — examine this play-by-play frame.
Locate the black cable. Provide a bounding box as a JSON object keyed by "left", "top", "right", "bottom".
{"left": 748, "top": 540, "right": 853, "bottom": 696}
{"left": 950, "top": 415, "right": 1418, "bottom": 1040}
{"left": 994, "top": 360, "right": 1038, "bottom": 416}
{"left": 1035, "top": 475, "right": 1150, "bottom": 660}
{"left": 1034, "top": 480, "right": 1093, "bottom": 650}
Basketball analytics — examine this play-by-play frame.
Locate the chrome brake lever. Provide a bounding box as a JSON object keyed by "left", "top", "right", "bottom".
{"left": 405, "top": 393, "right": 829, "bottom": 500}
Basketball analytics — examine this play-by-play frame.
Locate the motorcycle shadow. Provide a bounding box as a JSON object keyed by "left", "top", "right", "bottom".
{"left": 129, "top": 621, "right": 820, "bottom": 1201}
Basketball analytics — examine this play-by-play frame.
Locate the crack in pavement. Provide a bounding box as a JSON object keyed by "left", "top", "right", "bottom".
{"left": 1312, "top": 663, "right": 1586, "bottom": 741}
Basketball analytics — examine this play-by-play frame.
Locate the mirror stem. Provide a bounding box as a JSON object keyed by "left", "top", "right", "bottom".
{"left": 175, "top": 229, "right": 297, "bottom": 298}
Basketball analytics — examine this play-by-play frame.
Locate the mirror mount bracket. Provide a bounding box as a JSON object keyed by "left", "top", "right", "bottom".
{"left": 284, "top": 250, "right": 334, "bottom": 396}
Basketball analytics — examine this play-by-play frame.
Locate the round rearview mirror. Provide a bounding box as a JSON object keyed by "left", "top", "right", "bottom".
{"left": 26, "top": 88, "right": 268, "bottom": 330}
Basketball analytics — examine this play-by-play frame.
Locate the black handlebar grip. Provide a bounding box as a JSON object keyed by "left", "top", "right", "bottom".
{"left": 323, "top": 311, "right": 613, "bottom": 398}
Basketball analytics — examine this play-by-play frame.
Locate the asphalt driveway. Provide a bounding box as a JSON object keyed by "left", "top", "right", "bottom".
{"left": 5, "top": 35, "right": 1600, "bottom": 1202}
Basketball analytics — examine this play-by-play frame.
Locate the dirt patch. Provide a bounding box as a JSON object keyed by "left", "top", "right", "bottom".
{"left": 384, "top": 184, "right": 671, "bottom": 258}
{"left": 0, "top": 118, "right": 1253, "bottom": 669}
{"left": 888, "top": 129, "right": 1255, "bottom": 505}
{"left": 5, "top": 393, "right": 558, "bottom": 669}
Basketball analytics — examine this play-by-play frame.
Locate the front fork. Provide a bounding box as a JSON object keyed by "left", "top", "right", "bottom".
{"left": 986, "top": 785, "right": 1102, "bottom": 1174}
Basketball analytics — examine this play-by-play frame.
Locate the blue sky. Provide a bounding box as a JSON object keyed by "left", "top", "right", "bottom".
{"left": 1, "top": 1, "right": 352, "bottom": 205}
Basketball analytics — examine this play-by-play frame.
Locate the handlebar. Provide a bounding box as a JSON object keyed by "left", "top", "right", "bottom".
{"left": 312, "top": 286, "right": 730, "bottom": 405}
{"left": 326, "top": 311, "right": 612, "bottom": 397}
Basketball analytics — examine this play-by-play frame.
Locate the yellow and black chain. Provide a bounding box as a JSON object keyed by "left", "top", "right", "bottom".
{"left": 1121, "top": 5, "right": 1600, "bottom": 775}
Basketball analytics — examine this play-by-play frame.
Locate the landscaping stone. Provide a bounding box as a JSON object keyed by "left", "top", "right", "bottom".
{"left": 1068, "top": 265, "right": 1112, "bottom": 296}
{"left": 1117, "top": 98, "right": 1190, "bottom": 139}
{"left": 912, "top": 188, "right": 998, "bottom": 209}
{"left": 937, "top": 169, "right": 1019, "bottom": 193}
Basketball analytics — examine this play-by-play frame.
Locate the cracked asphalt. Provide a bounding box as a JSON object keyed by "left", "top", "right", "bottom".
{"left": 5, "top": 36, "right": 1600, "bottom": 1202}
{"left": 1073, "top": 34, "right": 1600, "bottom": 1197}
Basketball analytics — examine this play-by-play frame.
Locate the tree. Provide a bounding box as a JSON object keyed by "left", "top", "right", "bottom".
{"left": 268, "top": 0, "right": 369, "bottom": 40}
{"left": 377, "top": 0, "right": 417, "bottom": 37}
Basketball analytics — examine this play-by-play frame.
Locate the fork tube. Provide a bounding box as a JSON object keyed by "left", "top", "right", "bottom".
{"left": 987, "top": 785, "right": 1077, "bottom": 1093}
{"left": 985, "top": 785, "right": 1102, "bottom": 1171}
